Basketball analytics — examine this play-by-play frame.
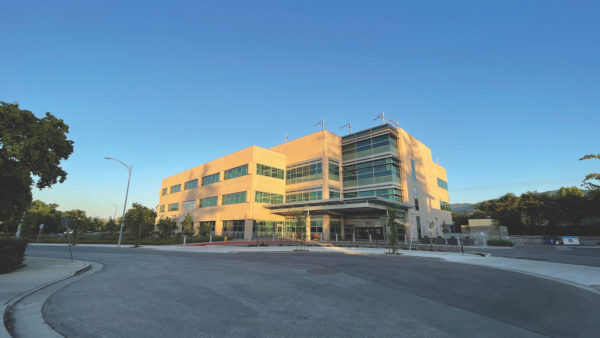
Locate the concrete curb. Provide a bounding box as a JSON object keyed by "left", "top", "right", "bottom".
{"left": 2, "top": 261, "right": 92, "bottom": 338}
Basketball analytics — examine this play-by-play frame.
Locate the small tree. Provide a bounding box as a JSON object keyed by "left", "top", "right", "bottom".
{"left": 182, "top": 213, "right": 194, "bottom": 236}
{"left": 387, "top": 209, "right": 399, "bottom": 253}
{"left": 156, "top": 217, "right": 177, "bottom": 239}
{"left": 293, "top": 211, "right": 307, "bottom": 248}
{"left": 198, "top": 222, "right": 210, "bottom": 236}
{"left": 491, "top": 219, "right": 501, "bottom": 239}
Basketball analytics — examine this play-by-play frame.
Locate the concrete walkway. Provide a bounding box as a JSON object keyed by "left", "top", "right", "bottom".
{"left": 1, "top": 257, "right": 89, "bottom": 338}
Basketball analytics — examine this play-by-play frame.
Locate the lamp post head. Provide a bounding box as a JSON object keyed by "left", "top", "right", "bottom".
{"left": 105, "top": 157, "right": 112, "bottom": 160}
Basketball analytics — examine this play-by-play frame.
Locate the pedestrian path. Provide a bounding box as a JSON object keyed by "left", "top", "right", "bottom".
{"left": 0, "top": 257, "right": 89, "bottom": 338}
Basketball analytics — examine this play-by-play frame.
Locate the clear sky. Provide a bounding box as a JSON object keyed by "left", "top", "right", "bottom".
{"left": 1, "top": 0, "right": 598, "bottom": 218}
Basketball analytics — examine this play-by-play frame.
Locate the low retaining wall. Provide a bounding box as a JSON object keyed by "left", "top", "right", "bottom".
{"left": 509, "top": 235, "right": 600, "bottom": 245}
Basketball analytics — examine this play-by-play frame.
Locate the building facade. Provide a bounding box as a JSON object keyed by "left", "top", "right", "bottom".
{"left": 156, "top": 124, "right": 451, "bottom": 241}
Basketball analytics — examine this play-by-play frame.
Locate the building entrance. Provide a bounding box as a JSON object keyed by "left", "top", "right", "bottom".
{"left": 355, "top": 226, "right": 385, "bottom": 240}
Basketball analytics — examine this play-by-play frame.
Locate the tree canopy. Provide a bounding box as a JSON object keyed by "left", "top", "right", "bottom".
{"left": 0, "top": 102, "right": 74, "bottom": 233}
{"left": 123, "top": 203, "right": 157, "bottom": 238}
{"left": 580, "top": 154, "right": 600, "bottom": 190}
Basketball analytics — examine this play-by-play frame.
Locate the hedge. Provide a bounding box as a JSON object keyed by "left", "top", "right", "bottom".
{"left": 0, "top": 237, "right": 28, "bottom": 273}
{"left": 487, "top": 239, "right": 514, "bottom": 247}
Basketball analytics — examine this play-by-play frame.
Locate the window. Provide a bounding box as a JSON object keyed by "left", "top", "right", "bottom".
{"left": 182, "top": 200, "right": 196, "bottom": 210}
{"left": 170, "top": 184, "right": 181, "bottom": 193}
{"left": 199, "top": 221, "right": 216, "bottom": 234}
{"left": 328, "top": 159, "right": 340, "bottom": 181}
{"left": 310, "top": 220, "right": 323, "bottom": 234}
{"left": 342, "top": 158, "right": 401, "bottom": 188}
{"left": 286, "top": 159, "right": 322, "bottom": 185}
{"left": 411, "top": 159, "right": 416, "bottom": 182}
{"left": 437, "top": 178, "right": 448, "bottom": 190}
{"left": 257, "top": 164, "right": 284, "bottom": 179}
{"left": 343, "top": 188, "right": 402, "bottom": 201}
{"left": 286, "top": 187, "right": 322, "bottom": 202}
{"left": 161, "top": 188, "right": 168, "bottom": 196}
{"left": 184, "top": 179, "right": 198, "bottom": 190}
{"left": 222, "top": 220, "right": 245, "bottom": 239}
{"left": 159, "top": 205, "right": 165, "bottom": 213}
{"left": 440, "top": 200, "right": 451, "bottom": 212}
{"left": 255, "top": 191, "right": 284, "bottom": 204}
{"left": 342, "top": 134, "right": 398, "bottom": 161}
{"left": 222, "top": 191, "right": 247, "bottom": 205}
{"left": 168, "top": 203, "right": 179, "bottom": 212}
{"left": 329, "top": 186, "right": 340, "bottom": 199}
{"left": 202, "top": 173, "right": 220, "bottom": 186}
{"left": 413, "top": 187, "right": 419, "bottom": 210}
{"left": 224, "top": 164, "right": 248, "bottom": 180}
{"left": 200, "top": 196, "right": 218, "bottom": 208}
{"left": 330, "top": 218, "right": 341, "bottom": 237}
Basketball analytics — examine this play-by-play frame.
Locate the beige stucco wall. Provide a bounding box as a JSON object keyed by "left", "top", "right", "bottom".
{"left": 397, "top": 128, "right": 451, "bottom": 239}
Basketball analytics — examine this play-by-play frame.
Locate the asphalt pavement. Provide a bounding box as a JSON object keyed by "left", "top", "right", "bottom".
{"left": 24, "top": 245, "right": 600, "bottom": 338}
{"left": 465, "top": 244, "right": 600, "bottom": 267}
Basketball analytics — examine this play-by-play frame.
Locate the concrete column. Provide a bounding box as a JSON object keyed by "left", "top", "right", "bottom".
{"left": 244, "top": 219, "right": 254, "bottom": 240}
{"left": 323, "top": 214, "right": 330, "bottom": 241}
{"left": 340, "top": 218, "right": 345, "bottom": 240}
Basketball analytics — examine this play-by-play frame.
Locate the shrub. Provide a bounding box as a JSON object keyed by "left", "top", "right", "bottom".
{"left": 0, "top": 237, "right": 28, "bottom": 273}
{"left": 487, "top": 239, "right": 514, "bottom": 247}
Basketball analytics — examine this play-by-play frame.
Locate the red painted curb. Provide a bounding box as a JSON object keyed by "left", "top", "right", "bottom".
{"left": 186, "top": 240, "right": 298, "bottom": 247}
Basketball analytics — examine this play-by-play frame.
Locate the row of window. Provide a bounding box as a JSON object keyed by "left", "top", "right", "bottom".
{"left": 328, "top": 159, "right": 340, "bottom": 181}
{"left": 437, "top": 178, "right": 448, "bottom": 190}
{"left": 343, "top": 188, "right": 402, "bottom": 201}
{"left": 286, "top": 159, "right": 322, "bottom": 185}
{"left": 224, "top": 164, "right": 248, "bottom": 180}
{"left": 257, "top": 163, "right": 284, "bottom": 179}
{"left": 342, "top": 134, "right": 398, "bottom": 161}
{"left": 222, "top": 191, "right": 247, "bottom": 205}
{"left": 440, "top": 200, "right": 451, "bottom": 212}
{"left": 255, "top": 191, "right": 284, "bottom": 204}
{"left": 203, "top": 173, "right": 220, "bottom": 186}
{"left": 342, "top": 157, "right": 401, "bottom": 188}
{"left": 286, "top": 189, "right": 323, "bottom": 203}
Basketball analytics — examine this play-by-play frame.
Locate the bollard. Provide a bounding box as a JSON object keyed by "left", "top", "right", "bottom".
{"left": 209, "top": 233, "right": 212, "bottom": 243}
{"left": 335, "top": 233, "right": 338, "bottom": 242}
{"left": 183, "top": 235, "right": 186, "bottom": 246}
{"left": 369, "top": 234, "right": 372, "bottom": 243}
{"left": 352, "top": 233, "right": 355, "bottom": 243}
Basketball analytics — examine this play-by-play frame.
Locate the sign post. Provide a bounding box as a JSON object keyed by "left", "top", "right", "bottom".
{"left": 61, "top": 216, "right": 73, "bottom": 262}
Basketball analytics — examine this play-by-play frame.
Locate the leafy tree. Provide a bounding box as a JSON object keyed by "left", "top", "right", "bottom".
{"left": 124, "top": 203, "right": 157, "bottom": 238}
{"left": 104, "top": 218, "right": 119, "bottom": 236}
{"left": 20, "top": 200, "right": 62, "bottom": 236}
{"left": 182, "top": 213, "right": 194, "bottom": 236}
{"left": 579, "top": 154, "right": 600, "bottom": 190}
{"left": 518, "top": 191, "right": 544, "bottom": 227}
{"left": 156, "top": 217, "right": 177, "bottom": 239}
{"left": 387, "top": 209, "right": 399, "bottom": 253}
{"left": 0, "top": 102, "right": 74, "bottom": 233}
{"left": 63, "top": 209, "right": 90, "bottom": 244}
{"left": 197, "top": 221, "right": 210, "bottom": 236}
{"left": 293, "top": 211, "right": 307, "bottom": 241}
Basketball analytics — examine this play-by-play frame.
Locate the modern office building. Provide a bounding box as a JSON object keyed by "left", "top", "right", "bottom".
{"left": 156, "top": 123, "right": 451, "bottom": 241}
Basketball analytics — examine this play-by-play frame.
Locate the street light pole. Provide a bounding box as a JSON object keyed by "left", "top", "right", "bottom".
{"left": 105, "top": 157, "right": 132, "bottom": 247}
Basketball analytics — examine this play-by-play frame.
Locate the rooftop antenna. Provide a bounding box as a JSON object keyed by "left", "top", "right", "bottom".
{"left": 339, "top": 122, "right": 352, "bottom": 134}
{"left": 374, "top": 112, "right": 399, "bottom": 128}
{"left": 314, "top": 120, "right": 324, "bottom": 130}
{"left": 374, "top": 112, "right": 385, "bottom": 124}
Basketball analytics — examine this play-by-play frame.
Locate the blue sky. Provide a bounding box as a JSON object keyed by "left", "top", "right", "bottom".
{"left": 1, "top": 0, "right": 598, "bottom": 218}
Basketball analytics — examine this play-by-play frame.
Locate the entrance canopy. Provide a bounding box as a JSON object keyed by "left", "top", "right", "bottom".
{"left": 264, "top": 196, "right": 412, "bottom": 217}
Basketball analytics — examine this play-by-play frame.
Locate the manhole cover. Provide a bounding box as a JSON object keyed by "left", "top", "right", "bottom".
{"left": 307, "top": 268, "right": 338, "bottom": 275}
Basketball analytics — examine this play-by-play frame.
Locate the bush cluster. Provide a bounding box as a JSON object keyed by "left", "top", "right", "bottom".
{"left": 0, "top": 237, "right": 28, "bottom": 273}
{"left": 487, "top": 239, "right": 514, "bottom": 247}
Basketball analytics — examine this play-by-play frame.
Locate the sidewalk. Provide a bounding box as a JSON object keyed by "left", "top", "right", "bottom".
{"left": 1, "top": 257, "right": 89, "bottom": 338}
{"left": 143, "top": 244, "right": 600, "bottom": 294}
